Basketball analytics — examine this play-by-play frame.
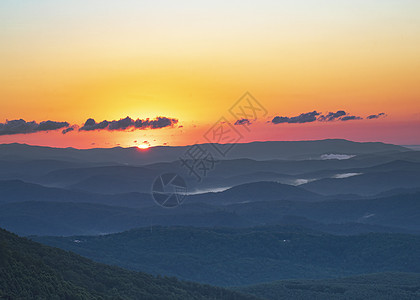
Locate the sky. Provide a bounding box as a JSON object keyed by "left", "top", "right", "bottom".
{"left": 0, "top": 0, "right": 419, "bottom": 148}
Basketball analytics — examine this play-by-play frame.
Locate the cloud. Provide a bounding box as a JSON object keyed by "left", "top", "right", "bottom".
{"left": 79, "top": 116, "right": 178, "bottom": 132}
{"left": 234, "top": 118, "right": 251, "bottom": 126}
{"left": 341, "top": 115, "right": 362, "bottom": 121}
{"left": 318, "top": 110, "right": 346, "bottom": 121}
{"left": 321, "top": 154, "right": 355, "bottom": 160}
{"left": 37, "top": 121, "right": 69, "bottom": 131}
{"left": 0, "top": 119, "right": 69, "bottom": 136}
{"left": 108, "top": 117, "right": 133, "bottom": 130}
{"left": 332, "top": 172, "right": 362, "bottom": 178}
{"left": 367, "top": 113, "right": 386, "bottom": 119}
{"left": 135, "top": 117, "right": 178, "bottom": 129}
{"left": 271, "top": 110, "right": 380, "bottom": 125}
{"left": 272, "top": 111, "right": 320, "bottom": 124}
{"left": 80, "top": 118, "right": 109, "bottom": 131}
{"left": 319, "top": 110, "right": 363, "bottom": 122}
{"left": 62, "top": 125, "right": 78, "bottom": 134}
{"left": 62, "top": 127, "right": 74, "bottom": 134}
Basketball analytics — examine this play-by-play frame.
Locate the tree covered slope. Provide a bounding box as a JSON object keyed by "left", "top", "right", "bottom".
{"left": 238, "top": 272, "right": 420, "bottom": 300}
{"left": 0, "top": 228, "right": 258, "bottom": 299}
{"left": 34, "top": 226, "right": 420, "bottom": 287}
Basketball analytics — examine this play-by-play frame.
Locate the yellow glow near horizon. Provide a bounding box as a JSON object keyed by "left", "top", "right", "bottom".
{"left": 0, "top": 1, "right": 419, "bottom": 146}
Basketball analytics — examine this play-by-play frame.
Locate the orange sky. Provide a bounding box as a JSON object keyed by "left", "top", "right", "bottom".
{"left": 0, "top": 1, "right": 419, "bottom": 148}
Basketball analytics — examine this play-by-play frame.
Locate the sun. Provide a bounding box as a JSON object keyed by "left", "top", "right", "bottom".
{"left": 137, "top": 144, "right": 150, "bottom": 150}
{"left": 135, "top": 140, "right": 152, "bottom": 150}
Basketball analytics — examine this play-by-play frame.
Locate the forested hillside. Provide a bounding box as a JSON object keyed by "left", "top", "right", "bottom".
{"left": 34, "top": 226, "right": 420, "bottom": 287}
{"left": 238, "top": 272, "right": 420, "bottom": 300}
{"left": 0, "top": 228, "right": 258, "bottom": 299}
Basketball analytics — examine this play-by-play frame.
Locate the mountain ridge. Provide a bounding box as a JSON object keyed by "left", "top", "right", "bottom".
{"left": 0, "top": 139, "right": 409, "bottom": 164}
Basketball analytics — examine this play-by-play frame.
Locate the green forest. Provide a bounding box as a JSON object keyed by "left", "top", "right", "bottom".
{"left": 2, "top": 226, "right": 420, "bottom": 299}
{"left": 238, "top": 272, "right": 420, "bottom": 300}
{"left": 0, "top": 228, "right": 257, "bottom": 299}
{"left": 34, "top": 226, "right": 420, "bottom": 286}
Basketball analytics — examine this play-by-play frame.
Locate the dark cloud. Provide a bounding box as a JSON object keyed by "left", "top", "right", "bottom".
{"left": 135, "top": 117, "right": 177, "bottom": 129}
{"left": 109, "top": 117, "right": 133, "bottom": 130}
{"left": 319, "top": 110, "right": 363, "bottom": 122}
{"left": 271, "top": 110, "right": 374, "bottom": 125}
{"left": 367, "top": 113, "right": 386, "bottom": 119}
{"left": 80, "top": 118, "right": 109, "bottom": 131}
{"left": 62, "top": 127, "right": 74, "bottom": 134}
{"left": 62, "top": 125, "right": 78, "bottom": 134}
{"left": 37, "top": 120, "right": 69, "bottom": 131}
{"left": 234, "top": 118, "right": 251, "bottom": 126}
{"left": 0, "top": 119, "right": 69, "bottom": 136}
{"left": 79, "top": 116, "right": 178, "bottom": 132}
{"left": 272, "top": 111, "right": 320, "bottom": 124}
{"left": 341, "top": 115, "right": 363, "bottom": 121}
{"left": 318, "top": 110, "right": 347, "bottom": 121}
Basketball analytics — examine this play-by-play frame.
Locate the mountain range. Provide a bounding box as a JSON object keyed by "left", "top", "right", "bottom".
{"left": 1, "top": 139, "right": 419, "bottom": 299}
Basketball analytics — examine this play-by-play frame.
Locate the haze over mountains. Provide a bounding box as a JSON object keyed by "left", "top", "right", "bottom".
{"left": 1, "top": 139, "right": 419, "bottom": 298}
{"left": 1, "top": 139, "right": 419, "bottom": 236}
